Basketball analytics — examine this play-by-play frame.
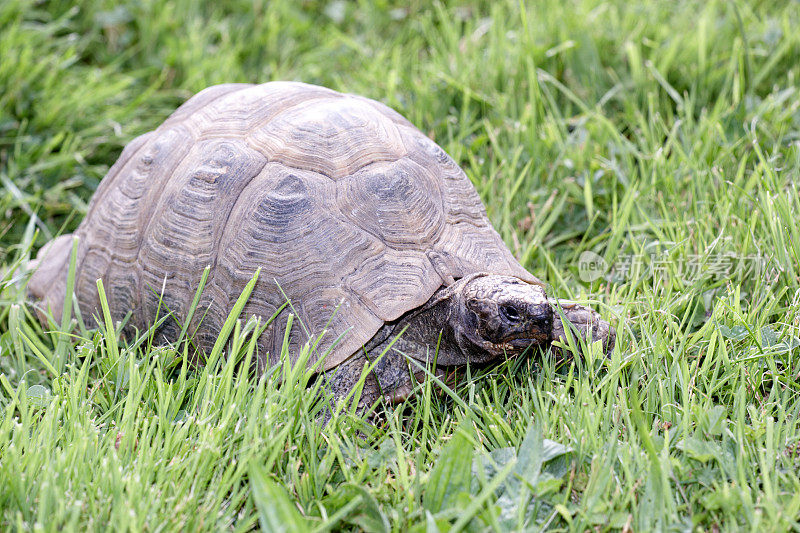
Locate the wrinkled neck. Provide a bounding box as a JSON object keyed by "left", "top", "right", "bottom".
{"left": 394, "top": 282, "right": 502, "bottom": 366}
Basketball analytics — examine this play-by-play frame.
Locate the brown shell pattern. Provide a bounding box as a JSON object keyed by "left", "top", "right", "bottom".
{"left": 29, "top": 82, "right": 540, "bottom": 372}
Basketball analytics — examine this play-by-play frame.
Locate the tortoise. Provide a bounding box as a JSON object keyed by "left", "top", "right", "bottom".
{"left": 28, "top": 81, "right": 614, "bottom": 412}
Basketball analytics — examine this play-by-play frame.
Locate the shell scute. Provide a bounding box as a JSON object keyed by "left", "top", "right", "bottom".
{"left": 247, "top": 96, "right": 407, "bottom": 179}
{"left": 187, "top": 82, "right": 337, "bottom": 139}
{"left": 134, "top": 139, "right": 267, "bottom": 336}
{"left": 337, "top": 158, "right": 444, "bottom": 248}
{"left": 209, "top": 164, "right": 384, "bottom": 368}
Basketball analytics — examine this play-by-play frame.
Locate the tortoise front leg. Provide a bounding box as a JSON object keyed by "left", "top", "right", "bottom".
{"left": 320, "top": 345, "right": 445, "bottom": 419}
{"left": 319, "top": 350, "right": 437, "bottom": 426}
{"left": 319, "top": 353, "right": 383, "bottom": 421}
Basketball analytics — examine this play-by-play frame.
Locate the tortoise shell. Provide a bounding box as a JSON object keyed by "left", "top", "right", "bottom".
{"left": 29, "top": 82, "right": 540, "bottom": 371}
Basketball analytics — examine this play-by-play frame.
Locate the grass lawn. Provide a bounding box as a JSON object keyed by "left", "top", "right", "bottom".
{"left": 3, "top": 0, "right": 800, "bottom": 530}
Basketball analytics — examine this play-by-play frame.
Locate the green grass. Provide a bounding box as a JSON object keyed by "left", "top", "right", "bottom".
{"left": 2, "top": 0, "right": 800, "bottom": 530}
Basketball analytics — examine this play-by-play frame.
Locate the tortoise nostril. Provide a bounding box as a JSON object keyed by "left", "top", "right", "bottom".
{"left": 534, "top": 304, "right": 553, "bottom": 328}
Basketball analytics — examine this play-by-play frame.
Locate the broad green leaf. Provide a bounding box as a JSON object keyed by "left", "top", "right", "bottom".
{"left": 249, "top": 463, "right": 308, "bottom": 533}
{"left": 324, "top": 483, "right": 389, "bottom": 533}
{"left": 760, "top": 326, "right": 778, "bottom": 347}
{"left": 26, "top": 384, "right": 50, "bottom": 408}
{"left": 717, "top": 324, "right": 748, "bottom": 340}
{"left": 515, "top": 425, "right": 572, "bottom": 492}
{"left": 541, "top": 438, "right": 572, "bottom": 463}
{"left": 472, "top": 446, "right": 516, "bottom": 493}
{"left": 704, "top": 405, "right": 727, "bottom": 436}
{"left": 677, "top": 437, "right": 722, "bottom": 463}
{"left": 424, "top": 419, "right": 474, "bottom": 512}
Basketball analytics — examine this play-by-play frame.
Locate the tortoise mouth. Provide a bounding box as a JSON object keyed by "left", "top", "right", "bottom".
{"left": 505, "top": 333, "right": 550, "bottom": 350}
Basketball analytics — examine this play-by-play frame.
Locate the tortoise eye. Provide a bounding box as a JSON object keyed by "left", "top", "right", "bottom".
{"left": 500, "top": 304, "right": 522, "bottom": 323}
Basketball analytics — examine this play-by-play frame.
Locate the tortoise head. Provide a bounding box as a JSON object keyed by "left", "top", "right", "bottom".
{"left": 447, "top": 274, "right": 552, "bottom": 363}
